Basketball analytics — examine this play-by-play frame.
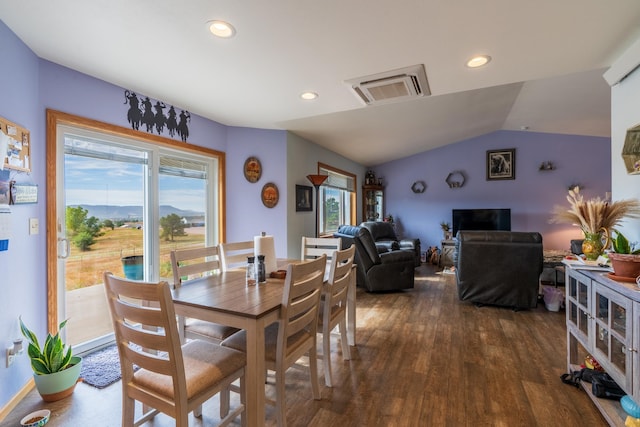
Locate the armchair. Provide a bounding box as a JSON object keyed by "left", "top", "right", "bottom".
{"left": 454, "top": 231, "right": 543, "bottom": 309}
{"left": 360, "top": 221, "right": 421, "bottom": 267}
{"left": 334, "top": 225, "right": 414, "bottom": 292}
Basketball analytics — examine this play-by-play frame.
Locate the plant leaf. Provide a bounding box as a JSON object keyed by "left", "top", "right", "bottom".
{"left": 31, "top": 357, "right": 50, "bottom": 375}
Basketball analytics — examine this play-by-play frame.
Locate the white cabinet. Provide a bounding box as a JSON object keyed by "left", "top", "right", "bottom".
{"left": 565, "top": 266, "right": 640, "bottom": 426}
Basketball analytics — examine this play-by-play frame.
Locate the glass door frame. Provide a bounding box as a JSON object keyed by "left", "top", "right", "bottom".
{"left": 46, "top": 109, "right": 226, "bottom": 336}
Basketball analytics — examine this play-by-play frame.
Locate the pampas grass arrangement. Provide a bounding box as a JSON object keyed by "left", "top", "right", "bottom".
{"left": 550, "top": 187, "right": 640, "bottom": 234}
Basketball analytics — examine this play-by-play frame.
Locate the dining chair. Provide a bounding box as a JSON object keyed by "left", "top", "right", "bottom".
{"left": 103, "top": 271, "right": 246, "bottom": 427}
{"left": 219, "top": 240, "right": 255, "bottom": 272}
{"left": 221, "top": 255, "right": 327, "bottom": 427}
{"left": 170, "top": 246, "right": 240, "bottom": 344}
{"left": 318, "top": 244, "right": 355, "bottom": 387}
{"left": 301, "top": 236, "right": 341, "bottom": 265}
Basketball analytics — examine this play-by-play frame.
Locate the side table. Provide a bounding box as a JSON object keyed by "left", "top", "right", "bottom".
{"left": 439, "top": 239, "right": 456, "bottom": 268}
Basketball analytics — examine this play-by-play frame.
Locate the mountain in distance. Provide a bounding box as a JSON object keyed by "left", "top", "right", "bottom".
{"left": 68, "top": 205, "right": 204, "bottom": 220}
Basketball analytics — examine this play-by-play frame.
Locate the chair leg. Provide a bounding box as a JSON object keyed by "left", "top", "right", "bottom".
{"left": 240, "top": 374, "right": 247, "bottom": 427}
{"left": 275, "top": 368, "right": 287, "bottom": 427}
{"left": 220, "top": 386, "right": 230, "bottom": 418}
{"left": 193, "top": 404, "right": 202, "bottom": 417}
{"left": 122, "top": 395, "right": 135, "bottom": 427}
{"left": 322, "top": 331, "right": 333, "bottom": 387}
{"left": 309, "top": 343, "right": 321, "bottom": 400}
{"left": 339, "top": 319, "right": 351, "bottom": 360}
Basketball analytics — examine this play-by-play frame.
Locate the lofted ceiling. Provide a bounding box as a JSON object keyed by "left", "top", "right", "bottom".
{"left": 1, "top": 1, "right": 640, "bottom": 166}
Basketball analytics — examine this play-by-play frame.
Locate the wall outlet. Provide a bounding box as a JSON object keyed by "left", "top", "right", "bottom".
{"left": 6, "top": 348, "right": 15, "bottom": 367}
{"left": 29, "top": 218, "right": 39, "bottom": 235}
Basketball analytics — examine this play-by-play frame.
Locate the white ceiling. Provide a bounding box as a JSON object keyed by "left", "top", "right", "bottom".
{"left": 1, "top": 1, "right": 639, "bottom": 166}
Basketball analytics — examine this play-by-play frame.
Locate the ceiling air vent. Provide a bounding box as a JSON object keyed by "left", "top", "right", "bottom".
{"left": 346, "top": 64, "right": 430, "bottom": 105}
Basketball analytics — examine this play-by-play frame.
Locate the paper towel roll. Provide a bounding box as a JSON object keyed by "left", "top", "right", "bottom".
{"left": 254, "top": 234, "right": 278, "bottom": 274}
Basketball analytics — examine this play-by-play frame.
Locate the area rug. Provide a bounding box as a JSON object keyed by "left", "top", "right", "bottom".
{"left": 79, "top": 344, "right": 134, "bottom": 389}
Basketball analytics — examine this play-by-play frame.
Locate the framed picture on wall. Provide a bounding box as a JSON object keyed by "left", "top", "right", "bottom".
{"left": 296, "top": 184, "right": 312, "bottom": 212}
{"left": 486, "top": 148, "right": 516, "bottom": 180}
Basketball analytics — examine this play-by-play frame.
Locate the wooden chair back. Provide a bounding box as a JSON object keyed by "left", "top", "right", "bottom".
{"left": 301, "top": 236, "right": 341, "bottom": 262}
{"left": 170, "top": 245, "right": 221, "bottom": 288}
{"left": 103, "top": 272, "right": 187, "bottom": 419}
{"left": 325, "top": 243, "right": 355, "bottom": 314}
{"left": 219, "top": 240, "right": 254, "bottom": 271}
{"left": 278, "top": 255, "right": 326, "bottom": 363}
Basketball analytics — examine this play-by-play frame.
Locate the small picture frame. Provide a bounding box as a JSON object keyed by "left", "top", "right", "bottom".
{"left": 296, "top": 185, "right": 312, "bottom": 212}
{"left": 486, "top": 148, "right": 516, "bottom": 180}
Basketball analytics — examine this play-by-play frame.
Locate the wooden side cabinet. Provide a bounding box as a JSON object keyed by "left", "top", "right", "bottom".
{"left": 362, "top": 184, "right": 384, "bottom": 222}
{"left": 565, "top": 265, "right": 640, "bottom": 426}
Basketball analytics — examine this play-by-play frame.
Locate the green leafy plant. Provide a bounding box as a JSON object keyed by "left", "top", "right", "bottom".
{"left": 440, "top": 221, "right": 450, "bottom": 232}
{"left": 611, "top": 230, "right": 640, "bottom": 254}
{"left": 19, "top": 317, "right": 74, "bottom": 375}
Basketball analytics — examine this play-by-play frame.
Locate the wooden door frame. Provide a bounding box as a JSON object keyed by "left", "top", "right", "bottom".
{"left": 45, "top": 109, "right": 226, "bottom": 331}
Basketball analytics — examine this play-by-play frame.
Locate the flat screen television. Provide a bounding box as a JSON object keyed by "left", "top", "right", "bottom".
{"left": 452, "top": 208, "right": 511, "bottom": 237}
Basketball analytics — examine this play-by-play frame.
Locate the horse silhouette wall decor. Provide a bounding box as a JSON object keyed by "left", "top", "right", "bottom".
{"left": 124, "top": 90, "right": 190, "bottom": 142}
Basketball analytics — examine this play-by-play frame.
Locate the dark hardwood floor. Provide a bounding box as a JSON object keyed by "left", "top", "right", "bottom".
{"left": 1, "top": 264, "right": 606, "bottom": 427}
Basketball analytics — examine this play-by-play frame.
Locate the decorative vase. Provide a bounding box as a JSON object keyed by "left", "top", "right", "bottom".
{"left": 582, "top": 230, "right": 609, "bottom": 261}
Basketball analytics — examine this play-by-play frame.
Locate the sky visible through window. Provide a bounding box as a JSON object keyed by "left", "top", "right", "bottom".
{"left": 65, "top": 155, "right": 205, "bottom": 215}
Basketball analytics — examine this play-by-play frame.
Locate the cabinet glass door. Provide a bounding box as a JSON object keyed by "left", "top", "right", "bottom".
{"left": 567, "top": 270, "right": 590, "bottom": 343}
{"left": 592, "top": 285, "right": 633, "bottom": 392}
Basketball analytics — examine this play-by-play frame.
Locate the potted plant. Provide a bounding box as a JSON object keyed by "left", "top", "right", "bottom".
{"left": 608, "top": 230, "right": 640, "bottom": 280}
{"left": 440, "top": 221, "right": 451, "bottom": 240}
{"left": 20, "top": 317, "right": 82, "bottom": 402}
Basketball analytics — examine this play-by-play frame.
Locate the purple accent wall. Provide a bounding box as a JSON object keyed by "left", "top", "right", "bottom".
{"left": 374, "top": 130, "right": 611, "bottom": 251}
{"left": 39, "top": 60, "right": 228, "bottom": 152}
{"left": 226, "top": 127, "right": 288, "bottom": 254}
{"left": 0, "top": 19, "right": 44, "bottom": 407}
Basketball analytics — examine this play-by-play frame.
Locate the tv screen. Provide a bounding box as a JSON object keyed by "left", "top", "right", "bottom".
{"left": 452, "top": 208, "right": 511, "bottom": 237}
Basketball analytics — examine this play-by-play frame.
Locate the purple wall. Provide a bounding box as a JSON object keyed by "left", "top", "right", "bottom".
{"left": 374, "top": 130, "right": 611, "bottom": 251}
{"left": 225, "top": 127, "right": 288, "bottom": 254}
{"left": 0, "top": 19, "right": 45, "bottom": 408}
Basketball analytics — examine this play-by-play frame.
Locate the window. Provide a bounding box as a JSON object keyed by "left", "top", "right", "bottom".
{"left": 318, "top": 163, "right": 356, "bottom": 234}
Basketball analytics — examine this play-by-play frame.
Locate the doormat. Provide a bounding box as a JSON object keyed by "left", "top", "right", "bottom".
{"left": 79, "top": 344, "right": 138, "bottom": 389}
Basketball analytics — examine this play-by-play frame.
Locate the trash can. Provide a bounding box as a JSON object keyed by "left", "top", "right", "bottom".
{"left": 121, "top": 255, "right": 143, "bottom": 280}
{"left": 543, "top": 286, "right": 564, "bottom": 312}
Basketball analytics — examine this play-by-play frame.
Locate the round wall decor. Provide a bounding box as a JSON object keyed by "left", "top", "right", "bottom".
{"left": 261, "top": 182, "right": 279, "bottom": 208}
{"left": 244, "top": 156, "right": 262, "bottom": 183}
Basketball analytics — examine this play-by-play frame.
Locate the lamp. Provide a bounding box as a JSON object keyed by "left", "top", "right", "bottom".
{"left": 306, "top": 174, "right": 328, "bottom": 237}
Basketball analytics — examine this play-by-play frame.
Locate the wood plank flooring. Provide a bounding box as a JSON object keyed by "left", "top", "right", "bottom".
{"left": 1, "top": 264, "right": 606, "bottom": 427}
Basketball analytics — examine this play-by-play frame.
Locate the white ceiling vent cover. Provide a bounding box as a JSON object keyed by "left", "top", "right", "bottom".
{"left": 346, "top": 64, "right": 430, "bottom": 105}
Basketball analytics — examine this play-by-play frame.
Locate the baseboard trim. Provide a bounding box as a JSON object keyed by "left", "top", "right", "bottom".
{"left": 0, "top": 378, "right": 35, "bottom": 422}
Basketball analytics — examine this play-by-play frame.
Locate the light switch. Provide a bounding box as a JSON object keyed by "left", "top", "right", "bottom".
{"left": 29, "top": 218, "right": 39, "bottom": 235}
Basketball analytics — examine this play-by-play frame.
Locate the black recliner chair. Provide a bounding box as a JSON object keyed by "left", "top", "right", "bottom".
{"left": 334, "top": 225, "right": 415, "bottom": 292}
{"left": 360, "top": 221, "right": 421, "bottom": 267}
{"left": 454, "top": 230, "right": 543, "bottom": 309}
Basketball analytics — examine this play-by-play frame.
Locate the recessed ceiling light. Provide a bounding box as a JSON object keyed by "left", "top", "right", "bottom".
{"left": 466, "top": 55, "right": 491, "bottom": 68}
{"left": 207, "top": 20, "right": 236, "bottom": 38}
{"left": 300, "top": 91, "right": 318, "bottom": 100}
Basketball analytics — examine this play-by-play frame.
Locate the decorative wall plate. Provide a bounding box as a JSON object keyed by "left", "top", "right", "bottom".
{"left": 244, "top": 156, "right": 262, "bottom": 183}
{"left": 261, "top": 182, "right": 279, "bottom": 208}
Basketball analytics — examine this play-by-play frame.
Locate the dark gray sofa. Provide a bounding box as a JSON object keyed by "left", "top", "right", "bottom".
{"left": 454, "top": 230, "right": 543, "bottom": 309}
{"left": 334, "top": 225, "right": 415, "bottom": 292}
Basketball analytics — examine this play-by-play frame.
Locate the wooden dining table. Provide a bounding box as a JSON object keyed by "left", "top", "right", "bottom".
{"left": 171, "top": 259, "right": 356, "bottom": 427}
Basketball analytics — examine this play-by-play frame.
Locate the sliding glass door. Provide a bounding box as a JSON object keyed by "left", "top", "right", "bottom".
{"left": 51, "top": 116, "right": 220, "bottom": 354}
